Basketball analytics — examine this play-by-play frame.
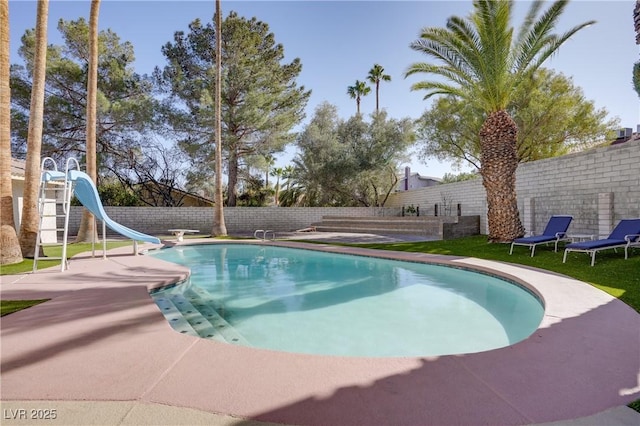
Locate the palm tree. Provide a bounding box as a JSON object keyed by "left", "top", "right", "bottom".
{"left": 0, "top": 0, "right": 23, "bottom": 265}
{"left": 76, "top": 0, "right": 100, "bottom": 243}
{"left": 270, "top": 166, "right": 284, "bottom": 206}
{"left": 347, "top": 80, "right": 371, "bottom": 115}
{"left": 263, "top": 154, "right": 275, "bottom": 187}
{"left": 405, "top": 0, "right": 594, "bottom": 242}
{"left": 282, "top": 165, "right": 295, "bottom": 191}
{"left": 367, "top": 64, "right": 391, "bottom": 113}
{"left": 18, "top": 0, "right": 49, "bottom": 257}
{"left": 212, "top": 0, "right": 227, "bottom": 236}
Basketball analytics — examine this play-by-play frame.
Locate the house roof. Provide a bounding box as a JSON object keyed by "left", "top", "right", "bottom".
{"left": 611, "top": 131, "right": 639, "bottom": 146}
{"left": 400, "top": 172, "right": 442, "bottom": 182}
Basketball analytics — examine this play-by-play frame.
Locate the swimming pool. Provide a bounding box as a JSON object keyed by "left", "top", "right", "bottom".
{"left": 149, "top": 244, "right": 544, "bottom": 357}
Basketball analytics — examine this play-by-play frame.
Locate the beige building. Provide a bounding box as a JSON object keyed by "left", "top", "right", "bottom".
{"left": 10, "top": 158, "right": 58, "bottom": 243}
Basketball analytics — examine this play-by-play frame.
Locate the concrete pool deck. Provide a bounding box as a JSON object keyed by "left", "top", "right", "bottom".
{"left": 1, "top": 237, "right": 639, "bottom": 425}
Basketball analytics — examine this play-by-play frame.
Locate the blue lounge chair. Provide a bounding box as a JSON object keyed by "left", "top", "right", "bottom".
{"left": 563, "top": 218, "right": 640, "bottom": 266}
{"left": 509, "top": 215, "right": 573, "bottom": 257}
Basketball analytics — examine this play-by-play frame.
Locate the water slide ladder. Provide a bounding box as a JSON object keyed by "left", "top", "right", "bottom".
{"left": 33, "top": 158, "right": 74, "bottom": 272}
{"left": 33, "top": 158, "right": 106, "bottom": 272}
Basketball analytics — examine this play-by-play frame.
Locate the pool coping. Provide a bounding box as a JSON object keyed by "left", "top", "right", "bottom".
{"left": 1, "top": 238, "right": 639, "bottom": 425}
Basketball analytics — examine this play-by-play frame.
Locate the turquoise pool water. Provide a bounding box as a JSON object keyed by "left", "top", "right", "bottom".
{"left": 149, "top": 244, "right": 544, "bottom": 357}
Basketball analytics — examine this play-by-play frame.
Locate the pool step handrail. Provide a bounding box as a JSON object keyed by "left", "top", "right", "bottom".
{"left": 254, "top": 229, "right": 275, "bottom": 241}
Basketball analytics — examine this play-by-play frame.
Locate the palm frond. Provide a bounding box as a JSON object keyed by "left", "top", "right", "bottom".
{"left": 409, "top": 80, "right": 467, "bottom": 100}
{"left": 446, "top": 16, "right": 485, "bottom": 79}
{"left": 521, "top": 20, "right": 595, "bottom": 75}
{"left": 407, "top": 0, "right": 593, "bottom": 112}
{"left": 406, "top": 62, "right": 471, "bottom": 89}
{"left": 514, "top": 0, "right": 544, "bottom": 46}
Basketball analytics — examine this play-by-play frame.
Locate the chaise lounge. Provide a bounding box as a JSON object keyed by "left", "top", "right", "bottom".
{"left": 509, "top": 215, "right": 573, "bottom": 257}
{"left": 562, "top": 218, "right": 640, "bottom": 266}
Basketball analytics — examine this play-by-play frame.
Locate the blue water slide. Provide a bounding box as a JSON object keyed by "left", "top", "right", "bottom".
{"left": 68, "top": 170, "right": 161, "bottom": 244}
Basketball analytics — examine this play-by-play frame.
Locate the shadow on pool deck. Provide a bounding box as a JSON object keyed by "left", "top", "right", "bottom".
{"left": 238, "top": 299, "right": 639, "bottom": 425}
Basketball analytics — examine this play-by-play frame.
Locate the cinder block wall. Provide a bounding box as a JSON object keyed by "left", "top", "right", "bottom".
{"left": 64, "top": 139, "right": 639, "bottom": 238}
{"left": 387, "top": 139, "right": 640, "bottom": 236}
{"left": 65, "top": 206, "right": 400, "bottom": 237}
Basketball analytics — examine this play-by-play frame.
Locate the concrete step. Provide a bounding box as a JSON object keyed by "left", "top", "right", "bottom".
{"left": 182, "top": 287, "right": 251, "bottom": 346}
{"left": 312, "top": 220, "right": 435, "bottom": 229}
{"left": 310, "top": 215, "right": 446, "bottom": 236}
{"left": 313, "top": 225, "right": 433, "bottom": 235}
{"left": 151, "top": 292, "right": 200, "bottom": 337}
{"left": 151, "top": 287, "right": 250, "bottom": 345}
{"left": 319, "top": 215, "right": 432, "bottom": 222}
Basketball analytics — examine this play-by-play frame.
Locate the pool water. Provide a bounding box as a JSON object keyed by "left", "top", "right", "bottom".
{"left": 149, "top": 244, "right": 544, "bottom": 357}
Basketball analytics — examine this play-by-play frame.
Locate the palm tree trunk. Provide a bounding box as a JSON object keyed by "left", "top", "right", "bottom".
{"left": 0, "top": 0, "right": 23, "bottom": 265}
{"left": 76, "top": 0, "right": 100, "bottom": 243}
{"left": 479, "top": 110, "right": 525, "bottom": 242}
{"left": 211, "top": 0, "right": 227, "bottom": 235}
{"left": 375, "top": 81, "right": 379, "bottom": 113}
{"left": 18, "top": 0, "right": 48, "bottom": 258}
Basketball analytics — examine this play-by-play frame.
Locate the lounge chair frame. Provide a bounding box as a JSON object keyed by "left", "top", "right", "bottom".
{"left": 509, "top": 215, "right": 573, "bottom": 257}
{"left": 563, "top": 234, "right": 640, "bottom": 266}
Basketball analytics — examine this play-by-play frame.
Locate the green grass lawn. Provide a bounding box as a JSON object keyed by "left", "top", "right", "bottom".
{"left": 0, "top": 241, "right": 133, "bottom": 276}
{"left": 1, "top": 299, "right": 50, "bottom": 316}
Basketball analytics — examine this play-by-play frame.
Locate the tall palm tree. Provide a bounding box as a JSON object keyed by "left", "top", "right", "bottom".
{"left": 212, "top": 0, "right": 227, "bottom": 236}
{"left": 0, "top": 0, "right": 23, "bottom": 265}
{"left": 282, "top": 165, "right": 295, "bottom": 191}
{"left": 367, "top": 64, "right": 391, "bottom": 113}
{"left": 270, "top": 166, "right": 284, "bottom": 206}
{"left": 263, "top": 154, "right": 275, "bottom": 187}
{"left": 76, "top": 0, "right": 101, "bottom": 243}
{"left": 347, "top": 80, "right": 371, "bottom": 115}
{"left": 406, "top": 0, "right": 594, "bottom": 242}
{"left": 18, "top": 0, "right": 49, "bottom": 257}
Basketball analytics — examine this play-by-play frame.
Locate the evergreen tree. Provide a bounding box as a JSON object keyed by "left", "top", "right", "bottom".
{"left": 156, "top": 11, "right": 310, "bottom": 206}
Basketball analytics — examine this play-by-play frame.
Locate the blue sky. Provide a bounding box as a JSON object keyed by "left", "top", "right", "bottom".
{"left": 8, "top": 0, "right": 640, "bottom": 178}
